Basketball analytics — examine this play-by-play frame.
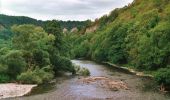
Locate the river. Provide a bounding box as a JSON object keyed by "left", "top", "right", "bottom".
{"left": 3, "top": 60, "right": 170, "bottom": 100}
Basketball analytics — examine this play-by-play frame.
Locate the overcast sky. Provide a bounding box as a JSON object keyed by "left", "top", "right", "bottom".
{"left": 0, "top": 0, "right": 133, "bottom": 21}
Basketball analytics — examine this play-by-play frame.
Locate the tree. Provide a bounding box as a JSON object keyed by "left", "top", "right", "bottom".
{"left": 4, "top": 50, "right": 26, "bottom": 79}
{"left": 44, "top": 20, "right": 63, "bottom": 50}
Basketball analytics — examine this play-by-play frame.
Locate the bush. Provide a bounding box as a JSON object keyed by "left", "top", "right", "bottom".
{"left": 17, "top": 66, "right": 54, "bottom": 84}
{"left": 34, "top": 66, "right": 54, "bottom": 83}
{"left": 17, "top": 70, "right": 42, "bottom": 84}
{"left": 74, "top": 65, "right": 90, "bottom": 76}
{"left": 0, "top": 64, "right": 8, "bottom": 74}
{"left": 92, "top": 48, "right": 108, "bottom": 62}
{"left": 79, "top": 68, "right": 90, "bottom": 76}
{"left": 154, "top": 68, "right": 170, "bottom": 86}
{"left": 4, "top": 50, "right": 26, "bottom": 79}
{"left": 33, "top": 49, "right": 50, "bottom": 67}
{"left": 0, "top": 74, "right": 10, "bottom": 83}
{"left": 51, "top": 55, "right": 75, "bottom": 74}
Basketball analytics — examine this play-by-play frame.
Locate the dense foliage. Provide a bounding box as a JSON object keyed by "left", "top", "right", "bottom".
{"left": 0, "top": 14, "right": 88, "bottom": 31}
{"left": 0, "top": 15, "right": 43, "bottom": 27}
{"left": 1, "top": 0, "right": 170, "bottom": 89}
{"left": 0, "top": 20, "right": 75, "bottom": 84}
{"left": 65, "top": 0, "right": 170, "bottom": 88}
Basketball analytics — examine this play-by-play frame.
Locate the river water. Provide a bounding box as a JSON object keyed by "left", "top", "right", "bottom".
{"left": 3, "top": 60, "right": 170, "bottom": 100}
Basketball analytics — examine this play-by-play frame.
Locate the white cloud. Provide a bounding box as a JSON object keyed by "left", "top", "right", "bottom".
{"left": 0, "top": 0, "right": 133, "bottom": 21}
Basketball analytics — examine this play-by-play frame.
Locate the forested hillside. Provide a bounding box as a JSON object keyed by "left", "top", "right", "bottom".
{"left": 66, "top": 0, "right": 170, "bottom": 89}
{"left": 0, "top": 14, "right": 43, "bottom": 27}
{"left": 0, "top": 14, "right": 89, "bottom": 31}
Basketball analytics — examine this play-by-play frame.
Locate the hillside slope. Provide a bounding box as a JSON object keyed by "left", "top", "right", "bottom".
{"left": 0, "top": 14, "right": 88, "bottom": 31}
{"left": 66, "top": 0, "right": 170, "bottom": 88}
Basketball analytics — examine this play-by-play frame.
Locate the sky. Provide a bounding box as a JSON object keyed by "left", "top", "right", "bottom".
{"left": 0, "top": 0, "right": 133, "bottom": 21}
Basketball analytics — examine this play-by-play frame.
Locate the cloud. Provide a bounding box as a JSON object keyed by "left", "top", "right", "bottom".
{"left": 0, "top": 0, "right": 133, "bottom": 21}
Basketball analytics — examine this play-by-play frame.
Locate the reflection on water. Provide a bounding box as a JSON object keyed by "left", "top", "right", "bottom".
{"left": 3, "top": 60, "right": 170, "bottom": 100}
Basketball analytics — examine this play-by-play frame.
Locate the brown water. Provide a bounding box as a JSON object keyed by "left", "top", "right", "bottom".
{"left": 3, "top": 60, "right": 170, "bottom": 100}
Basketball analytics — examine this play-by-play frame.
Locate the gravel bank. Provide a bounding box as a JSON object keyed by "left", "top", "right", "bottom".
{"left": 0, "top": 83, "right": 37, "bottom": 99}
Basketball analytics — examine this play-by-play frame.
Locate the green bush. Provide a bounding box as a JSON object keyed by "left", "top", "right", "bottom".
{"left": 154, "top": 68, "right": 170, "bottom": 86}
{"left": 17, "top": 66, "right": 54, "bottom": 84}
{"left": 51, "top": 55, "right": 75, "bottom": 74}
{"left": 33, "top": 49, "right": 50, "bottom": 67}
{"left": 74, "top": 65, "right": 90, "bottom": 76}
{"left": 79, "top": 68, "right": 90, "bottom": 76}
{"left": 34, "top": 66, "right": 54, "bottom": 83}
{"left": 0, "top": 74, "right": 10, "bottom": 83}
{"left": 92, "top": 48, "right": 108, "bottom": 62}
{"left": 0, "top": 64, "right": 8, "bottom": 74}
{"left": 17, "top": 70, "right": 42, "bottom": 84}
{"left": 4, "top": 50, "right": 26, "bottom": 79}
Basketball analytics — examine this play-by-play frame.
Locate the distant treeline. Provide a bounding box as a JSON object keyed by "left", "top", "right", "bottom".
{"left": 0, "top": 14, "right": 89, "bottom": 30}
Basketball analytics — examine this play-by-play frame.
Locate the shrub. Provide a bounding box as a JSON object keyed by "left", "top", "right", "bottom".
{"left": 17, "top": 66, "right": 54, "bottom": 84}
{"left": 0, "top": 74, "right": 10, "bottom": 83}
{"left": 17, "top": 70, "right": 42, "bottom": 84}
{"left": 33, "top": 49, "right": 50, "bottom": 67}
{"left": 52, "top": 55, "right": 75, "bottom": 74}
{"left": 92, "top": 48, "right": 108, "bottom": 62}
{"left": 34, "top": 66, "right": 54, "bottom": 83}
{"left": 79, "top": 68, "right": 90, "bottom": 76}
{"left": 74, "top": 65, "right": 90, "bottom": 76}
{"left": 4, "top": 50, "right": 26, "bottom": 79}
{"left": 0, "top": 64, "right": 8, "bottom": 74}
{"left": 154, "top": 68, "right": 170, "bottom": 86}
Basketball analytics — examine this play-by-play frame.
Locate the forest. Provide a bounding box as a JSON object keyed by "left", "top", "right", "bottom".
{"left": 0, "top": 14, "right": 89, "bottom": 31}
{"left": 0, "top": 0, "right": 170, "bottom": 94}
{"left": 65, "top": 0, "right": 170, "bottom": 89}
{"left": 0, "top": 20, "right": 76, "bottom": 84}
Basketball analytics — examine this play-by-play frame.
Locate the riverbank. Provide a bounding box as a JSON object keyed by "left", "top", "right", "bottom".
{"left": 0, "top": 83, "right": 37, "bottom": 99}
{"left": 102, "top": 62, "right": 154, "bottom": 78}
{"left": 78, "top": 58, "right": 154, "bottom": 78}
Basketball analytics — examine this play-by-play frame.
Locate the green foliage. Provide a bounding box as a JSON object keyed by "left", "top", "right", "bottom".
{"left": 17, "top": 70, "right": 42, "bottom": 84}
{"left": 44, "top": 20, "right": 63, "bottom": 51}
{"left": 73, "top": 40, "right": 90, "bottom": 58}
{"left": 0, "top": 23, "right": 76, "bottom": 84}
{"left": 1, "top": 0, "right": 170, "bottom": 86}
{"left": 78, "top": 68, "right": 90, "bottom": 76}
{"left": 59, "top": 20, "right": 90, "bottom": 31}
{"left": 17, "top": 66, "right": 54, "bottom": 84}
{"left": 0, "top": 14, "right": 43, "bottom": 28}
{"left": 4, "top": 50, "right": 26, "bottom": 79}
{"left": 12, "top": 24, "right": 55, "bottom": 50}
{"left": 0, "top": 64, "right": 8, "bottom": 74}
{"left": 66, "top": 0, "right": 170, "bottom": 75}
{"left": 154, "top": 68, "right": 170, "bottom": 86}
{"left": 33, "top": 49, "right": 50, "bottom": 68}
{"left": 0, "top": 14, "right": 88, "bottom": 31}
{"left": 0, "top": 74, "right": 10, "bottom": 83}
{"left": 0, "top": 28, "right": 12, "bottom": 40}
{"left": 51, "top": 55, "right": 75, "bottom": 74}
{"left": 92, "top": 48, "right": 108, "bottom": 62}
{"left": 74, "top": 65, "right": 90, "bottom": 76}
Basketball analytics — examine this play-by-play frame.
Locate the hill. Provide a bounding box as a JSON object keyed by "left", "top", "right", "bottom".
{"left": 66, "top": 0, "right": 170, "bottom": 88}
{"left": 0, "top": 14, "right": 89, "bottom": 31}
